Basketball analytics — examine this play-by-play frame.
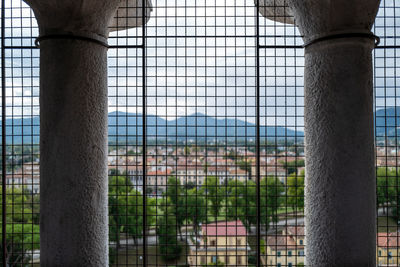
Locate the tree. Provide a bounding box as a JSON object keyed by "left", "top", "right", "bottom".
{"left": 0, "top": 223, "right": 40, "bottom": 264}
{"left": 226, "top": 180, "right": 256, "bottom": 232}
{"left": 260, "top": 176, "right": 284, "bottom": 230}
{"left": 202, "top": 176, "right": 226, "bottom": 219}
{"left": 202, "top": 260, "right": 225, "bottom": 267}
{"left": 237, "top": 159, "right": 252, "bottom": 177}
{"left": 157, "top": 198, "right": 182, "bottom": 262}
{"left": 27, "top": 194, "right": 40, "bottom": 224}
{"left": 109, "top": 176, "right": 156, "bottom": 247}
{"left": 1, "top": 187, "right": 33, "bottom": 224}
{"left": 377, "top": 167, "right": 397, "bottom": 210}
{"left": 126, "top": 193, "right": 144, "bottom": 245}
{"left": 186, "top": 188, "right": 207, "bottom": 234}
{"left": 109, "top": 175, "right": 133, "bottom": 248}
{"left": 165, "top": 177, "right": 186, "bottom": 238}
{"left": 287, "top": 170, "right": 305, "bottom": 210}
{"left": 184, "top": 146, "right": 191, "bottom": 155}
{"left": 146, "top": 197, "right": 157, "bottom": 230}
{"left": 109, "top": 168, "right": 121, "bottom": 176}
{"left": 385, "top": 168, "right": 400, "bottom": 220}
{"left": 281, "top": 159, "right": 305, "bottom": 175}
{"left": 185, "top": 181, "right": 196, "bottom": 190}
{"left": 0, "top": 187, "right": 40, "bottom": 265}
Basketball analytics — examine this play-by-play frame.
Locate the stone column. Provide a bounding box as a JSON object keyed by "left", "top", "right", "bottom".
{"left": 258, "top": 0, "right": 380, "bottom": 266}
{"left": 22, "top": 0, "right": 150, "bottom": 265}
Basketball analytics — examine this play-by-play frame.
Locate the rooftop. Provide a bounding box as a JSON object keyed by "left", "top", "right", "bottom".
{"left": 202, "top": 220, "right": 248, "bottom": 237}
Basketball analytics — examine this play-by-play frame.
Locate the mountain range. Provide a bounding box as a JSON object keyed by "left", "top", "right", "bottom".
{"left": 1, "top": 112, "right": 304, "bottom": 144}
{"left": 3, "top": 107, "right": 398, "bottom": 144}
{"left": 376, "top": 107, "right": 400, "bottom": 138}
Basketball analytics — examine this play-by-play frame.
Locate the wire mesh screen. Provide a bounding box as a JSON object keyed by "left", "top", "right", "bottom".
{"left": 0, "top": 0, "right": 398, "bottom": 266}
{"left": 375, "top": 1, "right": 400, "bottom": 266}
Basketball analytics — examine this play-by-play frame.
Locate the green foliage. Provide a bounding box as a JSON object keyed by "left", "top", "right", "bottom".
{"left": 202, "top": 259, "right": 225, "bottom": 266}
{"left": 157, "top": 198, "right": 182, "bottom": 261}
{"left": 381, "top": 168, "right": 400, "bottom": 220}
{"left": 224, "top": 150, "right": 236, "bottom": 160}
{"left": 377, "top": 167, "right": 397, "bottom": 207}
{"left": 126, "top": 194, "right": 144, "bottom": 240}
{"left": 281, "top": 159, "right": 305, "bottom": 175}
{"left": 184, "top": 146, "right": 191, "bottom": 155}
{"left": 287, "top": 170, "right": 305, "bottom": 210}
{"left": 146, "top": 197, "right": 158, "bottom": 228}
{"left": 109, "top": 168, "right": 121, "bottom": 176}
{"left": 27, "top": 194, "right": 40, "bottom": 224}
{"left": 109, "top": 176, "right": 133, "bottom": 247}
{"left": 260, "top": 176, "right": 285, "bottom": 229}
{"left": 226, "top": 176, "right": 284, "bottom": 231}
{"left": 248, "top": 255, "right": 257, "bottom": 265}
{"left": 109, "top": 247, "right": 117, "bottom": 265}
{"left": 165, "top": 177, "right": 187, "bottom": 235}
{"left": 202, "top": 176, "right": 226, "bottom": 219}
{"left": 260, "top": 238, "right": 266, "bottom": 254}
{"left": 185, "top": 181, "right": 196, "bottom": 190}
{"left": 186, "top": 188, "right": 207, "bottom": 234}
{"left": 108, "top": 175, "right": 157, "bottom": 247}
{"left": 127, "top": 149, "right": 138, "bottom": 155}
{"left": 226, "top": 180, "right": 256, "bottom": 231}
{"left": 0, "top": 186, "right": 40, "bottom": 265}
{"left": 0, "top": 223, "right": 40, "bottom": 264}
{"left": 0, "top": 187, "right": 33, "bottom": 223}
{"left": 236, "top": 160, "right": 252, "bottom": 177}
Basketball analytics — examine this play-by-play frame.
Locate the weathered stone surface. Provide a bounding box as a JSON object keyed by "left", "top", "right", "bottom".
{"left": 256, "top": 0, "right": 294, "bottom": 24}
{"left": 25, "top": 0, "right": 152, "bottom": 36}
{"left": 24, "top": 0, "right": 120, "bottom": 37}
{"left": 304, "top": 39, "right": 376, "bottom": 266}
{"left": 258, "top": 1, "right": 381, "bottom": 266}
{"left": 109, "top": 0, "right": 152, "bottom": 32}
{"left": 22, "top": 0, "right": 152, "bottom": 265}
{"left": 287, "top": 0, "right": 380, "bottom": 43}
{"left": 40, "top": 40, "right": 109, "bottom": 266}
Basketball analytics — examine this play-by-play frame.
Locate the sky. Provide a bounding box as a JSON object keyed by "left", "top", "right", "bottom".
{"left": 1, "top": 0, "right": 400, "bottom": 132}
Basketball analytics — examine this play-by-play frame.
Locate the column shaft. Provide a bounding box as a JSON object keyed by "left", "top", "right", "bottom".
{"left": 40, "top": 39, "right": 108, "bottom": 266}
{"left": 304, "top": 38, "right": 376, "bottom": 266}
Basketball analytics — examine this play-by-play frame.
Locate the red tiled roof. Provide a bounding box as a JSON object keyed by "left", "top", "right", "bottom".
{"left": 147, "top": 169, "right": 172, "bottom": 176}
{"left": 287, "top": 226, "right": 305, "bottom": 236}
{"left": 202, "top": 220, "right": 247, "bottom": 237}
{"left": 266, "top": 235, "right": 301, "bottom": 251}
{"left": 378, "top": 232, "right": 400, "bottom": 248}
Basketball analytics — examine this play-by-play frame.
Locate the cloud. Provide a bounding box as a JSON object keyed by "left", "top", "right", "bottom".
{"left": 4, "top": 0, "right": 398, "bottom": 131}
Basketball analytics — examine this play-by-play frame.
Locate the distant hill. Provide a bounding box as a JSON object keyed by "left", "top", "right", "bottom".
{"left": 108, "top": 111, "right": 304, "bottom": 142}
{"left": 3, "top": 107, "right": 400, "bottom": 144}
{"left": 376, "top": 107, "right": 400, "bottom": 138}
{"left": 1, "top": 112, "right": 304, "bottom": 144}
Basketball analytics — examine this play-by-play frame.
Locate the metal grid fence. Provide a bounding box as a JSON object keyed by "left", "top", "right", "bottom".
{"left": 0, "top": 0, "right": 398, "bottom": 266}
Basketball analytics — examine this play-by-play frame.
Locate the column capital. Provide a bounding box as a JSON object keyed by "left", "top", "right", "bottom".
{"left": 24, "top": 0, "right": 151, "bottom": 39}
{"left": 256, "top": 0, "right": 294, "bottom": 25}
{"left": 288, "top": 0, "right": 381, "bottom": 44}
{"left": 258, "top": 0, "right": 381, "bottom": 45}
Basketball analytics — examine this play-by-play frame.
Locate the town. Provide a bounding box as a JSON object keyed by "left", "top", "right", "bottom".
{"left": 3, "top": 142, "right": 400, "bottom": 266}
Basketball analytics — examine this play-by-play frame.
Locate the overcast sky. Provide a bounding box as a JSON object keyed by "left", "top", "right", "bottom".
{"left": 1, "top": 0, "right": 399, "bottom": 131}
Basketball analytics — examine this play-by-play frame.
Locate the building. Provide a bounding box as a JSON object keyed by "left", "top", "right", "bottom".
{"left": 146, "top": 169, "right": 172, "bottom": 194}
{"left": 176, "top": 165, "right": 206, "bottom": 185}
{"left": 377, "top": 232, "right": 400, "bottom": 267}
{"left": 188, "top": 220, "right": 250, "bottom": 266}
{"left": 264, "top": 226, "right": 305, "bottom": 267}
{"left": 6, "top": 162, "right": 40, "bottom": 194}
{"left": 3, "top": 0, "right": 383, "bottom": 265}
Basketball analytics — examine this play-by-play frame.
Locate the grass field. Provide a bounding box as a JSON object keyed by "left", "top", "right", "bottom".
{"left": 113, "top": 242, "right": 189, "bottom": 267}
{"left": 378, "top": 216, "right": 398, "bottom": 233}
